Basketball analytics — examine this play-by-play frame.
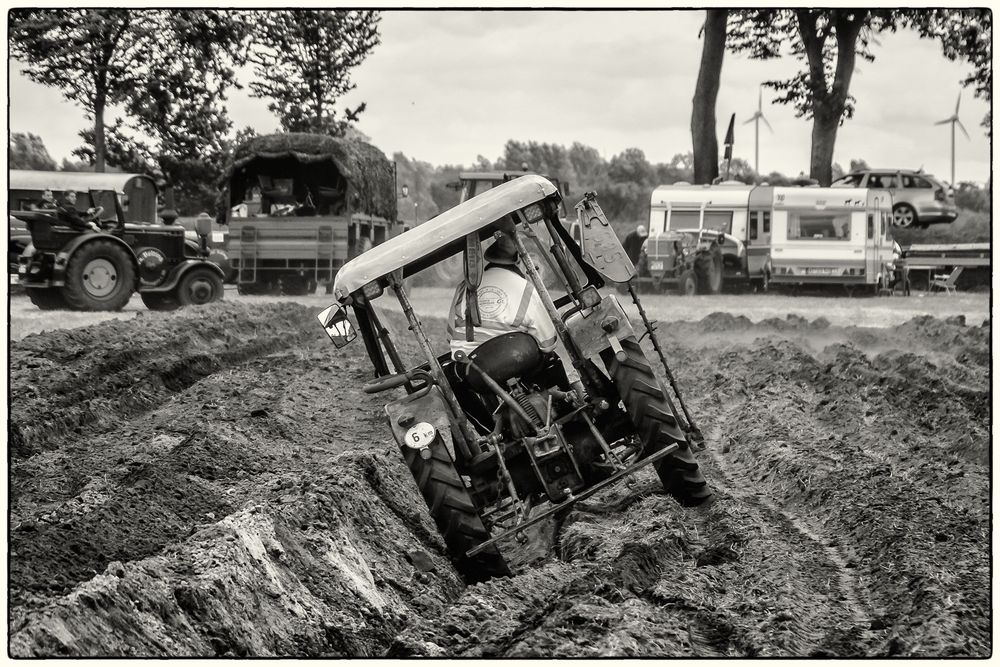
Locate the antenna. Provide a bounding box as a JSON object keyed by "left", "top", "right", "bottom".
{"left": 743, "top": 85, "right": 772, "bottom": 176}
{"left": 934, "top": 91, "right": 970, "bottom": 186}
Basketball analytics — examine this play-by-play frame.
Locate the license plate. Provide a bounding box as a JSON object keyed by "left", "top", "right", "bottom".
{"left": 649, "top": 261, "right": 664, "bottom": 271}
{"left": 804, "top": 267, "right": 835, "bottom": 275}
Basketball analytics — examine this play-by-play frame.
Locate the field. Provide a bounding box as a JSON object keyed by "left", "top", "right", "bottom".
{"left": 6, "top": 289, "right": 991, "bottom": 657}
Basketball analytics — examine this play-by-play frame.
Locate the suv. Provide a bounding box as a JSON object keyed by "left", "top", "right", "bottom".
{"left": 831, "top": 169, "right": 957, "bottom": 228}
{"left": 317, "top": 176, "right": 710, "bottom": 581}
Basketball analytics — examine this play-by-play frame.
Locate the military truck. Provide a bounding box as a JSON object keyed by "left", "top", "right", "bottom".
{"left": 221, "top": 133, "right": 396, "bottom": 295}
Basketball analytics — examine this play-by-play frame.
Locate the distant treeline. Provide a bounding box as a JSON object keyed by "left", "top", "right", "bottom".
{"left": 10, "top": 132, "right": 991, "bottom": 222}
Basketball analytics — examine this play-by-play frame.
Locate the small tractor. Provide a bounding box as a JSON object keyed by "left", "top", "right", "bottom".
{"left": 14, "top": 191, "right": 225, "bottom": 311}
{"left": 639, "top": 230, "right": 725, "bottom": 295}
{"left": 317, "top": 175, "right": 711, "bottom": 582}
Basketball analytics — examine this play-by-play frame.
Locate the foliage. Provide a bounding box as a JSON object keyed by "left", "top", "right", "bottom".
{"left": 9, "top": 133, "right": 56, "bottom": 170}
{"left": 247, "top": 10, "right": 380, "bottom": 136}
{"left": 953, "top": 181, "right": 990, "bottom": 213}
{"left": 849, "top": 158, "right": 871, "bottom": 173}
{"left": 725, "top": 9, "right": 989, "bottom": 182}
{"left": 65, "top": 11, "right": 251, "bottom": 213}
{"left": 9, "top": 9, "right": 156, "bottom": 171}
{"left": 904, "top": 9, "right": 992, "bottom": 133}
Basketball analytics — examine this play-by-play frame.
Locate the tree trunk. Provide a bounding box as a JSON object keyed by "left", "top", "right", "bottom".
{"left": 809, "top": 110, "right": 840, "bottom": 185}
{"left": 691, "top": 9, "right": 728, "bottom": 185}
{"left": 94, "top": 96, "right": 107, "bottom": 173}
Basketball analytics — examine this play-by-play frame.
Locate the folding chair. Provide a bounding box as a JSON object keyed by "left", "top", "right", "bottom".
{"left": 930, "top": 267, "right": 962, "bottom": 295}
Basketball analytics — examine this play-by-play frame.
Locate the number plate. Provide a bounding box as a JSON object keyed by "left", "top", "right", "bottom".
{"left": 649, "top": 261, "right": 665, "bottom": 271}
{"left": 804, "top": 267, "right": 835, "bottom": 275}
{"left": 404, "top": 422, "right": 436, "bottom": 448}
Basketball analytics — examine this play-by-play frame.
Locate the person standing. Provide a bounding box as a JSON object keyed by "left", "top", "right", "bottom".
{"left": 622, "top": 224, "right": 648, "bottom": 265}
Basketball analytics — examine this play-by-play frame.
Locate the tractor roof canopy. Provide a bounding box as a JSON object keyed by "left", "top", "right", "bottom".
{"left": 225, "top": 133, "right": 395, "bottom": 220}
{"left": 9, "top": 170, "right": 157, "bottom": 196}
{"left": 334, "top": 174, "right": 559, "bottom": 299}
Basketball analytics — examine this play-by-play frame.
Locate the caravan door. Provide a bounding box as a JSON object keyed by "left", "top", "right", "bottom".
{"left": 746, "top": 186, "right": 772, "bottom": 282}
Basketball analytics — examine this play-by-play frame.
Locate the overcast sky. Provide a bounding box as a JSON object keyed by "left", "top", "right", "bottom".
{"left": 8, "top": 9, "right": 992, "bottom": 184}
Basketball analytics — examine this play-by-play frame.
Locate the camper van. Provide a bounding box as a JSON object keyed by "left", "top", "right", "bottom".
{"left": 645, "top": 181, "right": 767, "bottom": 289}
{"left": 767, "top": 187, "right": 896, "bottom": 291}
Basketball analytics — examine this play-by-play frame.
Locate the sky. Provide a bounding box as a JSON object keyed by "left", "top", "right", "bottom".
{"left": 8, "top": 10, "right": 993, "bottom": 185}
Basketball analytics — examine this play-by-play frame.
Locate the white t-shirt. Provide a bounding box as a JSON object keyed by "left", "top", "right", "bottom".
{"left": 448, "top": 266, "right": 558, "bottom": 357}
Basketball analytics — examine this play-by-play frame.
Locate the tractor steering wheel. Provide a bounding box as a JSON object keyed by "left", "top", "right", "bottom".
{"left": 85, "top": 206, "right": 105, "bottom": 222}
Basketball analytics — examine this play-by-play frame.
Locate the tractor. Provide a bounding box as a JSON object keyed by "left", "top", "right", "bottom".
{"left": 316, "top": 175, "right": 711, "bottom": 582}
{"left": 14, "top": 190, "right": 224, "bottom": 311}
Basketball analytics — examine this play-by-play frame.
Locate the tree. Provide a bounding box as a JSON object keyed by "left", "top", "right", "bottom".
{"left": 691, "top": 10, "right": 729, "bottom": 184}
{"left": 70, "top": 11, "right": 252, "bottom": 213}
{"left": 10, "top": 9, "right": 156, "bottom": 171}
{"left": 728, "top": 9, "right": 990, "bottom": 184}
{"left": 9, "top": 132, "right": 57, "bottom": 170}
{"left": 608, "top": 148, "right": 654, "bottom": 186}
{"left": 127, "top": 11, "right": 252, "bottom": 212}
{"left": 248, "top": 10, "right": 381, "bottom": 135}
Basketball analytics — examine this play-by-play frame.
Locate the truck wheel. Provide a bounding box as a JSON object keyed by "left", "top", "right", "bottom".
{"left": 602, "top": 338, "right": 712, "bottom": 506}
{"left": 695, "top": 247, "right": 723, "bottom": 294}
{"left": 141, "top": 292, "right": 180, "bottom": 311}
{"left": 401, "top": 440, "right": 511, "bottom": 583}
{"left": 676, "top": 271, "right": 697, "bottom": 296}
{"left": 61, "top": 239, "right": 135, "bottom": 311}
{"left": 26, "top": 287, "right": 67, "bottom": 310}
{"left": 177, "top": 267, "right": 224, "bottom": 306}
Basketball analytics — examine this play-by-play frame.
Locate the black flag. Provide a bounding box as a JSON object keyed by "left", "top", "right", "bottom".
{"left": 723, "top": 113, "right": 735, "bottom": 161}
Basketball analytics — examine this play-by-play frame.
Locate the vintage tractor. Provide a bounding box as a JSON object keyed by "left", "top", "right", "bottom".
{"left": 14, "top": 192, "right": 225, "bottom": 311}
{"left": 639, "top": 230, "right": 724, "bottom": 295}
{"left": 317, "top": 176, "right": 711, "bottom": 582}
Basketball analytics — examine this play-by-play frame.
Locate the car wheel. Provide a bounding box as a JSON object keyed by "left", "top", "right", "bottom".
{"left": 893, "top": 204, "right": 918, "bottom": 228}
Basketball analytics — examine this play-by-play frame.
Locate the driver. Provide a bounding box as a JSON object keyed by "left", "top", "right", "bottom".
{"left": 448, "top": 232, "right": 581, "bottom": 389}
{"left": 448, "top": 232, "right": 557, "bottom": 357}
{"left": 56, "top": 190, "right": 101, "bottom": 232}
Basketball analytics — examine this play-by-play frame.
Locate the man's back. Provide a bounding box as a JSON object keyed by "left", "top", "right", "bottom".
{"left": 448, "top": 265, "right": 557, "bottom": 357}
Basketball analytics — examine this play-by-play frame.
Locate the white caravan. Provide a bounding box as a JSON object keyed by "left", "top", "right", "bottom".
{"left": 767, "top": 187, "right": 897, "bottom": 290}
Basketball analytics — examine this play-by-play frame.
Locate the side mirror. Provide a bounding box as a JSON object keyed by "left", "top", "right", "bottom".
{"left": 317, "top": 304, "right": 357, "bottom": 348}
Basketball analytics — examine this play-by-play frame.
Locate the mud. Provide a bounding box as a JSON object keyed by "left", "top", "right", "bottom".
{"left": 8, "top": 303, "right": 990, "bottom": 657}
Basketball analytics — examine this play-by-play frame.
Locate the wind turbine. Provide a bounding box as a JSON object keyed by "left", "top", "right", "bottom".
{"left": 934, "top": 92, "right": 969, "bottom": 187}
{"left": 743, "top": 86, "right": 772, "bottom": 175}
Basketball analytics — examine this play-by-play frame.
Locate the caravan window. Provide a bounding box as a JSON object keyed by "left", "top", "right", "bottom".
{"left": 762, "top": 211, "right": 771, "bottom": 233}
{"left": 666, "top": 210, "right": 700, "bottom": 230}
{"left": 788, "top": 212, "right": 851, "bottom": 240}
{"left": 749, "top": 211, "right": 758, "bottom": 240}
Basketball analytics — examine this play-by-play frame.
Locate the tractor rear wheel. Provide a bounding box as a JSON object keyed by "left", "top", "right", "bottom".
{"left": 695, "top": 246, "right": 723, "bottom": 294}
{"left": 61, "top": 239, "right": 135, "bottom": 311}
{"left": 26, "top": 287, "right": 67, "bottom": 310}
{"left": 602, "top": 337, "right": 712, "bottom": 506}
{"left": 401, "top": 439, "right": 511, "bottom": 583}
{"left": 177, "top": 267, "right": 224, "bottom": 306}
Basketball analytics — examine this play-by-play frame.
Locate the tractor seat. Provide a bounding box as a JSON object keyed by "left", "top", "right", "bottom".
{"left": 463, "top": 331, "right": 544, "bottom": 393}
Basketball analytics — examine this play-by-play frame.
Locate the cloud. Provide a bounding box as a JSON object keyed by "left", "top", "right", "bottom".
{"left": 9, "top": 9, "right": 991, "bottom": 183}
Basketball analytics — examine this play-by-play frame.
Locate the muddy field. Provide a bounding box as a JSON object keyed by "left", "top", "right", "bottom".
{"left": 7, "top": 299, "right": 991, "bottom": 657}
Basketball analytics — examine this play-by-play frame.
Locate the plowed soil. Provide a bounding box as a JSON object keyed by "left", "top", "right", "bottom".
{"left": 8, "top": 301, "right": 991, "bottom": 657}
